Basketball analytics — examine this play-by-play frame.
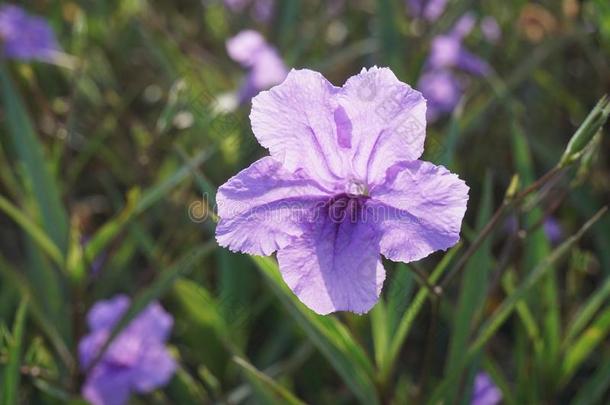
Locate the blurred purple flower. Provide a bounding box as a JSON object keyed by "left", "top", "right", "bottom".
{"left": 543, "top": 217, "right": 563, "bottom": 244}
{"left": 428, "top": 13, "right": 490, "bottom": 76}
{"left": 406, "top": 0, "right": 448, "bottom": 22}
{"left": 0, "top": 5, "right": 59, "bottom": 61}
{"left": 226, "top": 30, "right": 288, "bottom": 102}
{"left": 419, "top": 13, "right": 492, "bottom": 121}
{"left": 417, "top": 70, "right": 462, "bottom": 121}
{"left": 79, "top": 295, "right": 176, "bottom": 405}
{"left": 451, "top": 12, "right": 477, "bottom": 39}
{"left": 481, "top": 16, "right": 501, "bottom": 43}
{"left": 471, "top": 372, "right": 502, "bottom": 405}
{"left": 216, "top": 67, "right": 469, "bottom": 314}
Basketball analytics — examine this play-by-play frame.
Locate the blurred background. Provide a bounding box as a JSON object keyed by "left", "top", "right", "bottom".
{"left": 0, "top": 0, "right": 609, "bottom": 404}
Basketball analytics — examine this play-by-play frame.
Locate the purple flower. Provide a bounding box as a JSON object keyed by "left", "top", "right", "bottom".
{"left": 471, "top": 372, "right": 502, "bottom": 405}
{"left": 227, "top": 30, "right": 288, "bottom": 103}
{"left": 406, "top": 0, "right": 448, "bottom": 22}
{"left": 417, "top": 70, "right": 462, "bottom": 121}
{"left": 0, "top": 5, "right": 59, "bottom": 61}
{"left": 79, "top": 295, "right": 176, "bottom": 405}
{"left": 419, "top": 13, "right": 492, "bottom": 121}
{"left": 215, "top": 67, "right": 469, "bottom": 314}
{"left": 428, "top": 13, "right": 490, "bottom": 76}
{"left": 543, "top": 217, "right": 563, "bottom": 244}
{"left": 481, "top": 16, "right": 501, "bottom": 43}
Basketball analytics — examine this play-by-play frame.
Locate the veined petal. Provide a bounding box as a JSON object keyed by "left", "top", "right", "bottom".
{"left": 338, "top": 67, "right": 427, "bottom": 186}
{"left": 370, "top": 160, "right": 469, "bottom": 262}
{"left": 250, "top": 69, "right": 349, "bottom": 185}
{"left": 216, "top": 157, "right": 332, "bottom": 255}
{"left": 276, "top": 217, "right": 385, "bottom": 315}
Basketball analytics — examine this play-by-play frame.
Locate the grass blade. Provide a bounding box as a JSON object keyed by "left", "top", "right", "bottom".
{"left": 511, "top": 120, "right": 561, "bottom": 376}
{"left": 73, "top": 148, "right": 211, "bottom": 278}
{"left": 233, "top": 356, "right": 307, "bottom": 405}
{"left": 0, "top": 195, "right": 63, "bottom": 267}
{"left": 560, "top": 309, "right": 610, "bottom": 385}
{"left": 2, "top": 298, "right": 28, "bottom": 405}
{"left": 443, "top": 173, "right": 493, "bottom": 402}
{"left": 571, "top": 358, "right": 610, "bottom": 405}
{"left": 0, "top": 254, "right": 74, "bottom": 372}
{"left": 0, "top": 63, "right": 68, "bottom": 253}
{"left": 563, "top": 276, "right": 610, "bottom": 346}
{"left": 427, "top": 207, "right": 607, "bottom": 404}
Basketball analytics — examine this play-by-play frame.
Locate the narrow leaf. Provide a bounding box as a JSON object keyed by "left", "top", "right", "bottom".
{"left": 2, "top": 298, "right": 28, "bottom": 405}
{"left": 233, "top": 356, "right": 306, "bottom": 405}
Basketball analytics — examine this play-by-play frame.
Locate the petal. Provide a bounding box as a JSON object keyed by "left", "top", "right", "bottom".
{"left": 78, "top": 330, "right": 107, "bottom": 369}
{"left": 338, "top": 67, "right": 427, "bottom": 186}
{"left": 82, "top": 365, "right": 132, "bottom": 405}
{"left": 456, "top": 48, "right": 491, "bottom": 76}
{"left": 87, "top": 294, "right": 130, "bottom": 331}
{"left": 276, "top": 217, "right": 386, "bottom": 315}
{"left": 417, "top": 70, "right": 462, "bottom": 121}
{"left": 370, "top": 160, "right": 469, "bottom": 262}
{"left": 250, "top": 47, "right": 288, "bottom": 90}
{"left": 216, "top": 157, "right": 332, "bottom": 255}
{"left": 450, "top": 12, "right": 476, "bottom": 39}
{"left": 132, "top": 345, "right": 176, "bottom": 393}
{"left": 129, "top": 302, "right": 173, "bottom": 343}
{"left": 226, "top": 30, "right": 266, "bottom": 66}
{"left": 250, "top": 69, "right": 349, "bottom": 185}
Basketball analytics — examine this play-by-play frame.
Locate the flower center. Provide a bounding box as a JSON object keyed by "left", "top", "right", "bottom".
{"left": 324, "top": 180, "right": 370, "bottom": 224}
{"left": 345, "top": 179, "right": 368, "bottom": 197}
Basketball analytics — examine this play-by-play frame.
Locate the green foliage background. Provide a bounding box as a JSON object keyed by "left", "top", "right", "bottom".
{"left": 1, "top": 0, "right": 609, "bottom": 404}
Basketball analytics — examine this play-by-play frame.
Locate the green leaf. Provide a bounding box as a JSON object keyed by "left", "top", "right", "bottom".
{"left": 165, "top": 363, "right": 210, "bottom": 404}
{"left": 0, "top": 254, "right": 74, "bottom": 372}
{"left": 571, "top": 358, "right": 610, "bottom": 405}
{"left": 563, "top": 276, "right": 610, "bottom": 346}
{"left": 0, "top": 63, "right": 70, "bottom": 343}
{"left": 0, "top": 195, "right": 64, "bottom": 267}
{"left": 385, "top": 263, "right": 416, "bottom": 336}
{"left": 170, "top": 279, "right": 233, "bottom": 376}
{"left": 511, "top": 119, "right": 561, "bottom": 377}
{"left": 0, "top": 63, "right": 68, "bottom": 253}
{"left": 370, "top": 298, "right": 388, "bottom": 370}
{"left": 377, "top": 0, "right": 402, "bottom": 73}
{"left": 252, "top": 256, "right": 379, "bottom": 405}
{"left": 443, "top": 173, "right": 493, "bottom": 402}
{"left": 560, "top": 309, "right": 610, "bottom": 384}
{"left": 233, "top": 356, "right": 306, "bottom": 405}
{"left": 73, "top": 148, "right": 211, "bottom": 279}
{"left": 428, "top": 207, "right": 607, "bottom": 404}
{"left": 501, "top": 270, "right": 543, "bottom": 355}
{"left": 560, "top": 95, "right": 610, "bottom": 166}
{"left": 2, "top": 298, "right": 28, "bottom": 405}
